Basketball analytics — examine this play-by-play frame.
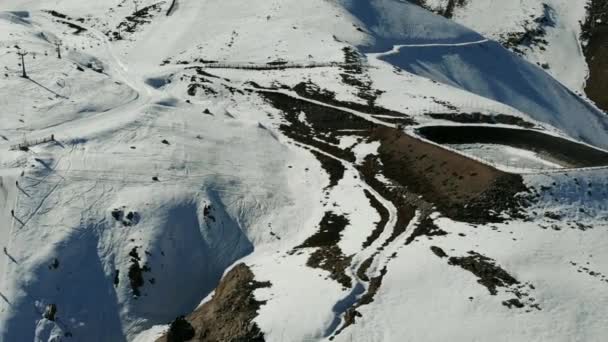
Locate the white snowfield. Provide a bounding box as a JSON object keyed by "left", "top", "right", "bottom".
{"left": 0, "top": 0, "right": 605, "bottom": 341}
{"left": 424, "top": 0, "right": 591, "bottom": 93}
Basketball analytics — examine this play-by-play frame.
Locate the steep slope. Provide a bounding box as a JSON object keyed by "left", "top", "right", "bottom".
{"left": 0, "top": 1, "right": 607, "bottom": 342}
{"left": 339, "top": 0, "right": 608, "bottom": 149}
{"left": 413, "top": 0, "right": 608, "bottom": 113}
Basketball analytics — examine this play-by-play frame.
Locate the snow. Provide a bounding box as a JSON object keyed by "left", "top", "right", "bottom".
{"left": 336, "top": 215, "right": 608, "bottom": 342}
{"left": 343, "top": 1, "right": 608, "bottom": 149}
{"left": 446, "top": 0, "right": 590, "bottom": 93}
{"left": 448, "top": 143, "right": 565, "bottom": 171}
{"left": 0, "top": 0, "right": 607, "bottom": 341}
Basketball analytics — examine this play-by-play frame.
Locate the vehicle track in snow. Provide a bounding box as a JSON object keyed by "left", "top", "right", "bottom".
{"left": 370, "top": 38, "right": 490, "bottom": 59}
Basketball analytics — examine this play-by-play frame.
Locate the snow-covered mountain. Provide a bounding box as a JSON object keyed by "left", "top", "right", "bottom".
{"left": 414, "top": 0, "right": 608, "bottom": 112}
{"left": 0, "top": 1, "right": 607, "bottom": 341}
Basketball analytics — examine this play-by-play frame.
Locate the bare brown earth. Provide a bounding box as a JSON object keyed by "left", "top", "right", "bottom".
{"left": 156, "top": 264, "right": 270, "bottom": 342}
{"left": 584, "top": 26, "right": 608, "bottom": 113}
{"left": 370, "top": 126, "right": 527, "bottom": 222}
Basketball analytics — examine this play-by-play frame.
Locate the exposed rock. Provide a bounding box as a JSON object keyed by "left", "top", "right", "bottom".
{"left": 156, "top": 263, "right": 270, "bottom": 342}
{"left": 430, "top": 246, "right": 448, "bottom": 258}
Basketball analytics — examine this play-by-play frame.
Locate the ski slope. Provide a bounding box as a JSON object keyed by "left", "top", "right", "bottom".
{"left": 0, "top": 1, "right": 606, "bottom": 341}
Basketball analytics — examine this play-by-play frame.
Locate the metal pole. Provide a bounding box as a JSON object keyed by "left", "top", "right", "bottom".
{"left": 54, "top": 41, "right": 62, "bottom": 59}
{"left": 17, "top": 51, "right": 28, "bottom": 78}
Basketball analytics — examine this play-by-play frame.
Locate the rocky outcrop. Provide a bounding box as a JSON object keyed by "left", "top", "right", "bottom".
{"left": 156, "top": 263, "right": 270, "bottom": 342}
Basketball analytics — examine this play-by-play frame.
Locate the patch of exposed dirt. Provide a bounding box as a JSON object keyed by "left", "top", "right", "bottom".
{"left": 296, "top": 212, "right": 353, "bottom": 288}
{"left": 582, "top": 0, "right": 608, "bottom": 113}
{"left": 156, "top": 264, "right": 270, "bottom": 342}
{"left": 373, "top": 126, "right": 528, "bottom": 222}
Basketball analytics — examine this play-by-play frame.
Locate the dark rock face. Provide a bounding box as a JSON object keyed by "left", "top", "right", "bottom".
{"left": 166, "top": 316, "right": 195, "bottom": 342}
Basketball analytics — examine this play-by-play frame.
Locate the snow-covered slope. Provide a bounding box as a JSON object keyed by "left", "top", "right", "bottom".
{"left": 0, "top": 1, "right": 607, "bottom": 341}
{"left": 339, "top": 0, "right": 608, "bottom": 148}
{"left": 419, "top": 0, "right": 590, "bottom": 91}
